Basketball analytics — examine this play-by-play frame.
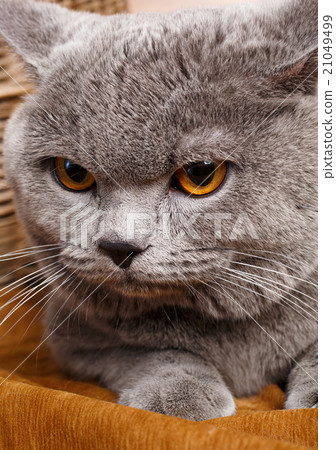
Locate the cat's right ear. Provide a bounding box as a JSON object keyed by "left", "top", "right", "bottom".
{"left": 0, "top": 0, "right": 82, "bottom": 80}
{"left": 270, "top": 48, "right": 318, "bottom": 95}
{"left": 268, "top": 0, "right": 317, "bottom": 95}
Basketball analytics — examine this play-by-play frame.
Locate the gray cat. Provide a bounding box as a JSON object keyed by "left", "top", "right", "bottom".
{"left": 0, "top": 0, "right": 317, "bottom": 420}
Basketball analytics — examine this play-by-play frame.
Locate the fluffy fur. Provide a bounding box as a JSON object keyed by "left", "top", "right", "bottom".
{"left": 0, "top": 0, "right": 317, "bottom": 420}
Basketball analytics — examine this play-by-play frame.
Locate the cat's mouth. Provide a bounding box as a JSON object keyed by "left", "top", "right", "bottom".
{"left": 112, "top": 281, "right": 184, "bottom": 299}
{"left": 107, "top": 269, "right": 186, "bottom": 297}
{"left": 60, "top": 259, "right": 186, "bottom": 298}
{"left": 58, "top": 244, "right": 218, "bottom": 299}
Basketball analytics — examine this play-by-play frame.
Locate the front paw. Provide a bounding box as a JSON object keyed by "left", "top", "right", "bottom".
{"left": 285, "top": 385, "right": 318, "bottom": 409}
{"left": 118, "top": 375, "right": 235, "bottom": 421}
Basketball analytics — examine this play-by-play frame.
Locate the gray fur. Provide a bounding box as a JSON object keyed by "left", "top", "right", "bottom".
{"left": 0, "top": 0, "right": 317, "bottom": 420}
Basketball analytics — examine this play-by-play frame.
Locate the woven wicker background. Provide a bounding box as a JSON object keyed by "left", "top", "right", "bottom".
{"left": 0, "top": 0, "right": 128, "bottom": 284}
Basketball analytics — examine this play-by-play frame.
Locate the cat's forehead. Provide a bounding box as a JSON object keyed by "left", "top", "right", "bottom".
{"left": 31, "top": 11, "right": 273, "bottom": 181}
{"left": 26, "top": 5, "right": 309, "bottom": 183}
{"left": 36, "top": 72, "right": 245, "bottom": 183}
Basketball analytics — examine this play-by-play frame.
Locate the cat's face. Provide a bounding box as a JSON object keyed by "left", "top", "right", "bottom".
{"left": 1, "top": 0, "right": 317, "bottom": 319}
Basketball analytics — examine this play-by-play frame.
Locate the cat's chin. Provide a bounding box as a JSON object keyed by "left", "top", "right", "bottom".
{"left": 68, "top": 267, "right": 185, "bottom": 300}
{"left": 106, "top": 276, "right": 185, "bottom": 299}
{"left": 60, "top": 260, "right": 184, "bottom": 297}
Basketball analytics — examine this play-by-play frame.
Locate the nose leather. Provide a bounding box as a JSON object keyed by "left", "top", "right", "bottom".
{"left": 98, "top": 240, "right": 143, "bottom": 269}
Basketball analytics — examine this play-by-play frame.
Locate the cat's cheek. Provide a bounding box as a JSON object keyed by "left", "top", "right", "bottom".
{"left": 2, "top": 105, "right": 28, "bottom": 188}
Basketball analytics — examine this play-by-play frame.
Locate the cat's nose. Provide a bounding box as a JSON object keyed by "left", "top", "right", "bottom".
{"left": 97, "top": 240, "right": 143, "bottom": 269}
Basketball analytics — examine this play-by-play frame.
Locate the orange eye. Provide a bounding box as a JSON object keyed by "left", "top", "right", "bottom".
{"left": 172, "top": 161, "right": 227, "bottom": 196}
{"left": 54, "top": 157, "right": 95, "bottom": 191}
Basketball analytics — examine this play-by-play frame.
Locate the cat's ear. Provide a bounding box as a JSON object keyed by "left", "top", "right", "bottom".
{"left": 269, "top": 0, "right": 317, "bottom": 95}
{"left": 271, "top": 48, "right": 318, "bottom": 95}
{"left": 0, "top": 0, "right": 82, "bottom": 79}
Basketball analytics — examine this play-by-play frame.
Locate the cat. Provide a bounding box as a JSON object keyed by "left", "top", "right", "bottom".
{"left": 0, "top": 0, "right": 317, "bottom": 420}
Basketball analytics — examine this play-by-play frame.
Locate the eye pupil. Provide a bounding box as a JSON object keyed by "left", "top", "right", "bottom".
{"left": 186, "top": 162, "right": 215, "bottom": 186}
{"left": 172, "top": 160, "right": 227, "bottom": 196}
{"left": 64, "top": 160, "right": 89, "bottom": 183}
{"left": 54, "top": 157, "right": 95, "bottom": 191}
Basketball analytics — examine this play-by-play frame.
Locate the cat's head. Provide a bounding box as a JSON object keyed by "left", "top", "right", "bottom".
{"left": 0, "top": 0, "right": 317, "bottom": 319}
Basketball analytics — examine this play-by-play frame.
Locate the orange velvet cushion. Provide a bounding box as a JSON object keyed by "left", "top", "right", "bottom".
{"left": 0, "top": 290, "right": 317, "bottom": 449}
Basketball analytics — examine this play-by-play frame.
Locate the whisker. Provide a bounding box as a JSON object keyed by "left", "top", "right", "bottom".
{"left": 219, "top": 267, "right": 318, "bottom": 313}
{"left": 3, "top": 272, "right": 75, "bottom": 340}
{"left": 0, "top": 264, "right": 64, "bottom": 315}
{"left": 0, "top": 249, "right": 61, "bottom": 263}
{"left": 181, "top": 279, "right": 208, "bottom": 329}
{"left": 0, "top": 243, "right": 62, "bottom": 255}
{"left": 237, "top": 248, "right": 317, "bottom": 273}
{"left": 0, "top": 244, "right": 64, "bottom": 261}
{"left": 2, "top": 243, "right": 62, "bottom": 251}
{"left": 197, "top": 277, "right": 317, "bottom": 383}
{"left": 0, "top": 280, "right": 49, "bottom": 314}
{"left": 0, "top": 261, "right": 61, "bottom": 301}
{"left": 0, "top": 253, "right": 62, "bottom": 286}
{"left": 187, "top": 269, "right": 313, "bottom": 322}
{"left": 215, "top": 272, "right": 317, "bottom": 321}
{"left": 0, "top": 274, "right": 111, "bottom": 386}
{"left": 226, "top": 260, "right": 317, "bottom": 287}
{"left": 42, "top": 276, "right": 84, "bottom": 340}
{"left": 0, "top": 283, "right": 35, "bottom": 311}
{"left": 194, "top": 247, "right": 316, "bottom": 280}
{"left": 228, "top": 267, "right": 317, "bottom": 302}
{"left": 0, "top": 271, "right": 71, "bottom": 337}
{"left": 0, "top": 265, "right": 67, "bottom": 327}
{"left": 234, "top": 271, "right": 317, "bottom": 315}
{"left": 97, "top": 292, "right": 110, "bottom": 305}
{"left": 0, "top": 255, "right": 132, "bottom": 385}
{"left": 216, "top": 281, "right": 312, "bottom": 323}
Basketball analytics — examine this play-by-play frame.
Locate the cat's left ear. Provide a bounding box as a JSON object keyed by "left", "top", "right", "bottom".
{"left": 0, "top": 0, "right": 86, "bottom": 80}
{"left": 268, "top": 0, "right": 317, "bottom": 95}
{"left": 271, "top": 48, "right": 317, "bottom": 95}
